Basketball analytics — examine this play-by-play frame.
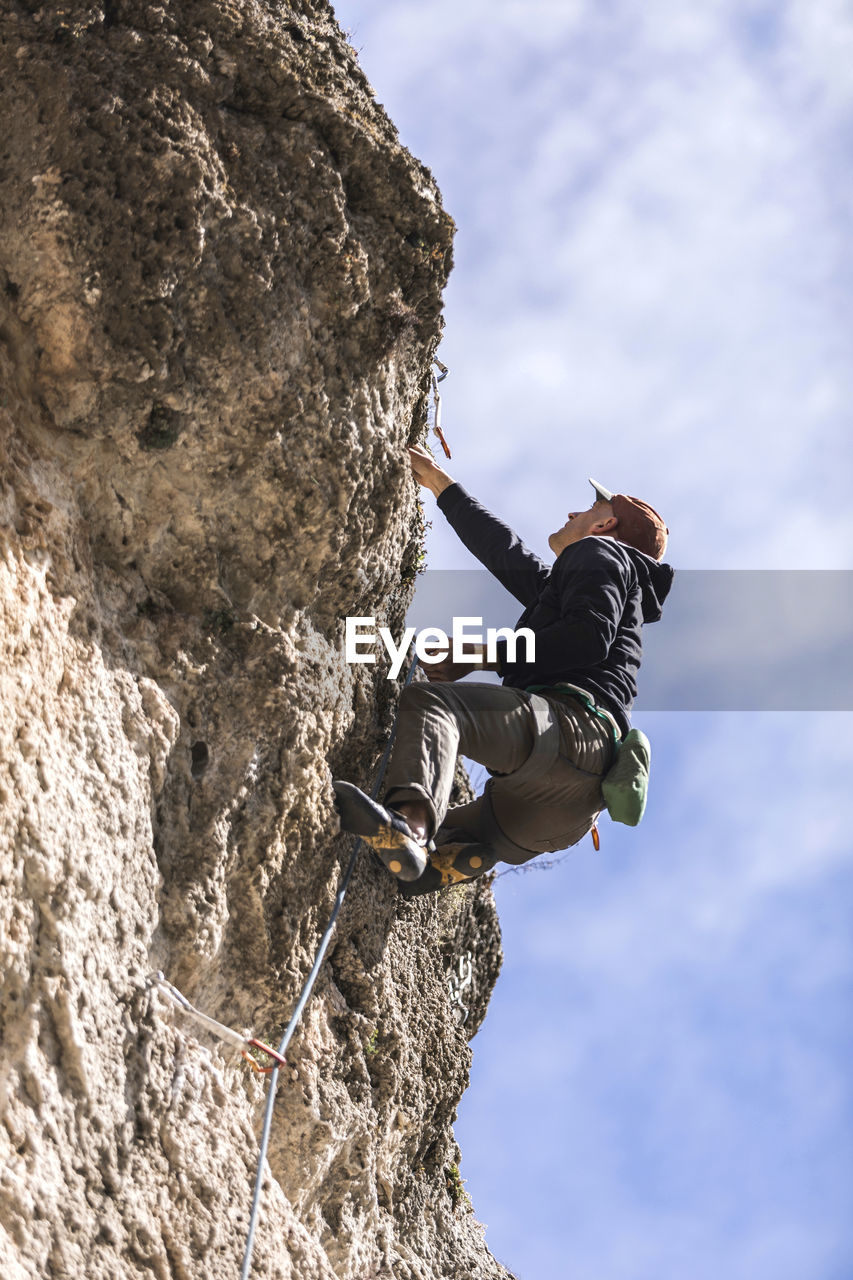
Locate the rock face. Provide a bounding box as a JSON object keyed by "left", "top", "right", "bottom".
{"left": 0, "top": 3, "right": 510, "bottom": 1277}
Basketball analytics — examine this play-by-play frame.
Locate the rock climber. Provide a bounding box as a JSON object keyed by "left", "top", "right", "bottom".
{"left": 334, "top": 443, "right": 674, "bottom": 895}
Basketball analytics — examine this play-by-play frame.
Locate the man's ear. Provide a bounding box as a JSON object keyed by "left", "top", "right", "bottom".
{"left": 592, "top": 514, "right": 618, "bottom": 535}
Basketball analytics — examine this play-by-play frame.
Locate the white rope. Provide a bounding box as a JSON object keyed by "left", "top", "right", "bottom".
{"left": 240, "top": 649, "right": 420, "bottom": 1279}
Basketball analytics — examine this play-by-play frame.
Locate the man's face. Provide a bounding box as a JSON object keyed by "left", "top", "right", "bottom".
{"left": 548, "top": 498, "right": 616, "bottom": 556}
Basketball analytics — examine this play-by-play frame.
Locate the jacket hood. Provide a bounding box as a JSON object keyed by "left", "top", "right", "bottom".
{"left": 622, "top": 544, "right": 675, "bottom": 622}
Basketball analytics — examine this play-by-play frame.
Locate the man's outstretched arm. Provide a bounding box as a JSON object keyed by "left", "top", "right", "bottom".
{"left": 408, "top": 445, "right": 550, "bottom": 606}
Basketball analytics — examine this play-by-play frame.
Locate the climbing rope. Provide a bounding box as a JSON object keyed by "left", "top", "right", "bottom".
{"left": 239, "top": 649, "right": 420, "bottom": 1279}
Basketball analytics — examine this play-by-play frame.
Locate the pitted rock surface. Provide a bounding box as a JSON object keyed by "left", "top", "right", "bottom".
{"left": 0, "top": 3, "right": 510, "bottom": 1278}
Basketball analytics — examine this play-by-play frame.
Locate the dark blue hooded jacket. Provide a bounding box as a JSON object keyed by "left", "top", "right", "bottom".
{"left": 436, "top": 482, "right": 674, "bottom": 736}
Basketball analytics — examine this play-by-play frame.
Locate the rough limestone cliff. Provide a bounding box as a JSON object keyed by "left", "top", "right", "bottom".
{"left": 0, "top": 3, "right": 511, "bottom": 1277}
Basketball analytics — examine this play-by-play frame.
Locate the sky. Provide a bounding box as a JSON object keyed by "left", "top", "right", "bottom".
{"left": 331, "top": 3, "right": 853, "bottom": 1277}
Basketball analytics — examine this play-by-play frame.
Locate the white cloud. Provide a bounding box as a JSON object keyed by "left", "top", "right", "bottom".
{"left": 337, "top": 0, "right": 853, "bottom": 569}
{"left": 457, "top": 713, "right": 853, "bottom": 1277}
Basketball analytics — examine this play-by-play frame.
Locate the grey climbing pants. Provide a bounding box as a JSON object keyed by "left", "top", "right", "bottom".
{"left": 383, "top": 679, "right": 615, "bottom": 891}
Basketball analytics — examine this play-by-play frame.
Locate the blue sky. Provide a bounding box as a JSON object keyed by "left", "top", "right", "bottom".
{"left": 332, "top": 2, "right": 853, "bottom": 1277}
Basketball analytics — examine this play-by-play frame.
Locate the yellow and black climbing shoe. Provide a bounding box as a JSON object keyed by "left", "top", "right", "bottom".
{"left": 332, "top": 781, "right": 429, "bottom": 882}
{"left": 398, "top": 840, "right": 498, "bottom": 897}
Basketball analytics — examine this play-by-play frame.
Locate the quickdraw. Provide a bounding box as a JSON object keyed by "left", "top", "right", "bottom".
{"left": 448, "top": 950, "right": 473, "bottom": 1026}
{"left": 148, "top": 973, "right": 287, "bottom": 1074}
{"left": 431, "top": 357, "right": 451, "bottom": 459}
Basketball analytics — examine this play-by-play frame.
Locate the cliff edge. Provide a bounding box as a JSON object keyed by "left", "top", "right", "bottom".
{"left": 0, "top": 3, "right": 509, "bottom": 1277}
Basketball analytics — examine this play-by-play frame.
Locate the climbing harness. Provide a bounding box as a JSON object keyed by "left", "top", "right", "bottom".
{"left": 525, "top": 680, "right": 622, "bottom": 756}
{"left": 431, "top": 357, "right": 451, "bottom": 459}
{"left": 147, "top": 973, "right": 288, "bottom": 1073}
{"left": 448, "top": 950, "right": 473, "bottom": 1026}
{"left": 239, "top": 649, "right": 420, "bottom": 1280}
